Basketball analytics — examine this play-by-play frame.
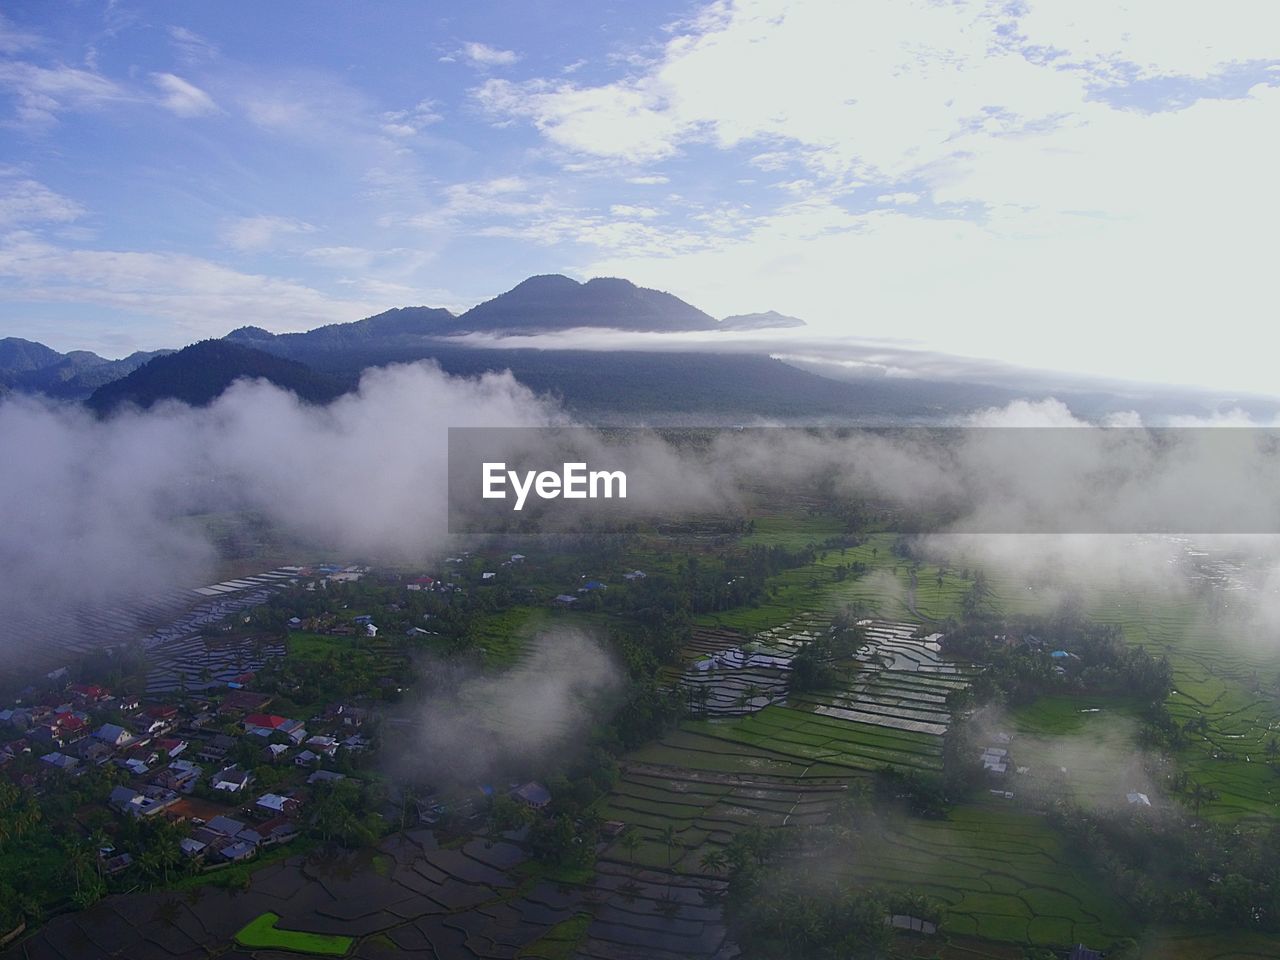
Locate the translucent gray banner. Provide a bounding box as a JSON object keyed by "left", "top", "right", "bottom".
{"left": 447, "top": 427, "right": 1280, "bottom": 534}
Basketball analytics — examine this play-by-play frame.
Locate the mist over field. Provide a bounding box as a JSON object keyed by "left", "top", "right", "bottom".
{"left": 7, "top": 374, "right": 1280, "bottom": 670}
{"left": 385, "top": 628, "right": 621, "bottom": 788}
{"left": 0, "top": 362, "right": 561, "bottom": 663}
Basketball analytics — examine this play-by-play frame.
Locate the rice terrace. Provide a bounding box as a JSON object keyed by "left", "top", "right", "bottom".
{"left": 7, "top": 517, "right": 1280, "bottom": 960}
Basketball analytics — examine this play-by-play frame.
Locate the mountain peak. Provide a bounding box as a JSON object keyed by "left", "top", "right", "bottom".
{"left": 719, "top": 310, "right": 808, "bottom": 331}
{"left": 459, "top": 274, "right": 718, "bottom": 333}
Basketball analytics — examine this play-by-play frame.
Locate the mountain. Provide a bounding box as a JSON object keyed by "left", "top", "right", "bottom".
{"left": 0, "top": 337, "right": 173, "bottom": 398}
{"left": 226, "top": 305, "right": 457, "bottom": 353}
{"left": 87, "top": 340, "right": 346, "bottom": 414}
{"left": 719, "top": 310, "right": 807, "bottom": 331}
{"left": 455, "top": 275, "right": 719, "bottom": 333}
{"left": 216, "top": 276, "right": 717, "bottom": 363}
{"left": 0, "top": 337, "right": 64, "bottom": 375}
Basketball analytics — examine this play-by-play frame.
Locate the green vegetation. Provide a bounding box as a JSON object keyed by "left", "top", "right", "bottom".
{"left": 517, "top": 912, "right": 593, "bottom": 959}
{"left": 234, "top": 912, "right": 354, "bottom": 955}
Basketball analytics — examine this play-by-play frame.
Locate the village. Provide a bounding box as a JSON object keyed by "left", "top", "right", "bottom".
{"left": 0, "top": 549, "right": 645, "bottom": 907}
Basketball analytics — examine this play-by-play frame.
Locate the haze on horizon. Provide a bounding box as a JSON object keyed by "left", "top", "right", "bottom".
{"left": 1, "top": 1, "right": 1277, "bottom": 395}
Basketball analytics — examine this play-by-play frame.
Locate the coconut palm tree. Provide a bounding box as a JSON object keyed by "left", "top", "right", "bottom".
{"left": 699, "top": 848, "right": 729, "bottom": 875}
{"left": 659, "top": 825, "right": 678, "bottom": 868}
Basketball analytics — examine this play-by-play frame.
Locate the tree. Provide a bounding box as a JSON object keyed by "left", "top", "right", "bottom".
{"left": 619, "top": 827, "right": 641, "bottom": 865}
{"left": 660, "top": 825, "right": 679, "bottom": 868}
{"left": 699, "top": 848, "right": 729, "bottom": 875}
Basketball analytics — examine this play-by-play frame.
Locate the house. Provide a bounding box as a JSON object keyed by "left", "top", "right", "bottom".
{"left": 353, "top": 615, "right": 373, "bottom": 626}
{"left": 154, "top": 737, "right": 188, "bottom": 759}
{"left": 287, "top": 617, "right": 303, "bottom": 630}
{"left": 578, "top": 580, "right": 607, "bottom": 592}
{"left": 101, "top": 852, "right": 134, "bottom": 875}
{"left": 154, "top": 759, "right": 202, "bottom": 792}
{"left": 294, "top": 749, "right": 320, "bottom": 766}
{"left": 406, "top": 626, "right": 432, "bottom": 638}
{"left": 511, "top": 781, "right": 552, "bottom": 809}
{"left": 69, "top": 683, "right": 109, "bottom": 703}
{"left": 109, "top": 785, "right": 178, "bottom": 818}
{"left": 218, "top": 690, "right": 275, "bottom": 716}
{"left": 510, "top": 554, "right": 526, "bottom": 563}
{"left": 57, "top": 712, "right": 90, "bottom": 740}
{"left": 205, "top": 814, "right": 247, "bottom": 837}
{"left": 119, "top": 757, "right": 150, "bottom": 776}
{"left": 244, "top": 714, "right": 306, "bottom": 742}
{"left": 40, "top": 751, "right": 79, "bottom": 772}
{"left": 364, "top": 623, "right": 378, "bottom": 638}
{"left": 179, "top": 837, "right": 207, "bottom": 859}
{"left": 623, "top": 570, "right": 646, "bottom": 581}
{"left": 1126, "top": 791, "right": 1152, "bottom": 807}
{"left": 553, "top": 594, "right": 578, "bottom": 606}
{"left": 76, "top": 739, "right": 112, "bottom": 766}
{"left": 196, "top": 733, "right": 236, "bottom": 763}
{"left": 243, "top": 713, "right": 287, "bottom": 735}
{"left": 140, "top": 705, "right": 180, "bottom": 734}
{"left": 264, "top": 743, "right": 290, "bottom": 763}
{"left": 257, "top": 815, "right": 299, "bottom": 846}
{"left": 308, "top": 769, "right": 346, "bottom": 786}
{"left": 254, "top": 793, "right": 301, "bottom": 817}
{"left": 481, "top": 572, "right": 496, "bottom": 581}
{"left": 323, "top": 704, "right": 367, "bottom": 728}
{"left": 305, "top": 735, "right": 339, "bottom": 758}
{"left": 217, "top": 839, "right": 256, "bottom": 862}
{"left": 981, "top": 747, "right": 1009, "bottom": 776}
{"left": 211, "top": 766, "right": 253, "bottom": 793}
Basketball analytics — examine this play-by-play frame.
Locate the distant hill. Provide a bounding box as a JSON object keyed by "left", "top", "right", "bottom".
{"left": 0, "top": 337, "right": 64, "bottom": 375}
{"left": 719, "top": 310, "right": 807, "bottom": 331}
{"left": 87, "top": 340, "right": 346, "bottom": 414}
{"left": 455, "top": 275, "right": 719, "bottom": 333}
{"left": 226, "top": 305, "right": 457, "bottom": 353}
{"left": 0, "top": 337, "right": 171, "bottom": 398}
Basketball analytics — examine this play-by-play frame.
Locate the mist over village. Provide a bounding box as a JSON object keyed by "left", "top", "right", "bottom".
{"left": 1, "top": 3, "right": 1279, "bottom": 960}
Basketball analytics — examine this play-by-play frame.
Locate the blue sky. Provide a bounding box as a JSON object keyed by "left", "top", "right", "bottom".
{"left": 1, "top": 1, "right": 1278, "bottom": 394}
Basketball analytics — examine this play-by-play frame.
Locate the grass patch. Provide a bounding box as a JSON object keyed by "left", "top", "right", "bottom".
{"left": 234, "top": 912, "right": 353, "bottom": 956}
{"left": 517, "top": 912, "right": 593, "bottom": 960}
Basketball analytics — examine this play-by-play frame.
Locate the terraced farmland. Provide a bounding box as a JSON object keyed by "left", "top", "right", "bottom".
{"left": 6, "top": 830, "right": 734, "bottom": 960}
{"left": 850, "top": 805, "right": 1133, "bottom": 947}
{"left": 599, "top": 761, "right": 849, "bottom": 872}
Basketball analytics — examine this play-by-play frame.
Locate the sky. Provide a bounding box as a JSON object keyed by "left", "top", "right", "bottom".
{"left": 0, "top": 0, "right": 1277, "bottom": 394}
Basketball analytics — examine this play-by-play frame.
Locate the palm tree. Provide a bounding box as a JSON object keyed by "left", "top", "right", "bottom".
{"left": 699, "top": 848, "right": 729, "bottom": 875}
{"left": 154, "top": 835, "right": 181, "bottom": 884}
{"left": 619, "top": 827, "right": 641, "bottom": 865}
{"left": 659, "top": 825, "right": 679, "bottom": 869}
{"left": 1189, "top": 781, "right": 1219, "bottom": 817}
{"left": 64, "top": 840, "right": 94, "bottom": 895}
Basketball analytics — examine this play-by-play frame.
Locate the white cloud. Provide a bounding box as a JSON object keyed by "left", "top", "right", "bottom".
{"left": 608, "top": 204, "right": 660, "bottom": 219}
{"left": 460, "top": 0, "right": 1280, "bottom": 394}
{"left": 458, "top": 41, "right": 520, "bottom": 68}
{"left": 219, "top": 215, "right": 316, "bottom": 252}
{"left": 0, "top": 12, "right": 40, "bottom": 55}
{"left": 1017, "top": 0, "right": 1280, "bottom": 80}
{"left": 168, "top": 26, "right": 219, "bottom": 65}
{"left": 0, "top": 234, "right": 378, "bottom": 343}
{"left": 0, "top": 59, "right": 129, "bottom": 128}
{"left": 0, "top": 175, "right": 84, "bottom": 227}
{"left": 150, "top": 72, "right": 219, "bottom": 117}
{"left": 626, "top": 174, "right": 669, "bottom": 185}
{"left": 380, "top": 98, "right": 442, "bottom": 137}
{"left": 473, "top": 77, "right": 684, "bottom": 163}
